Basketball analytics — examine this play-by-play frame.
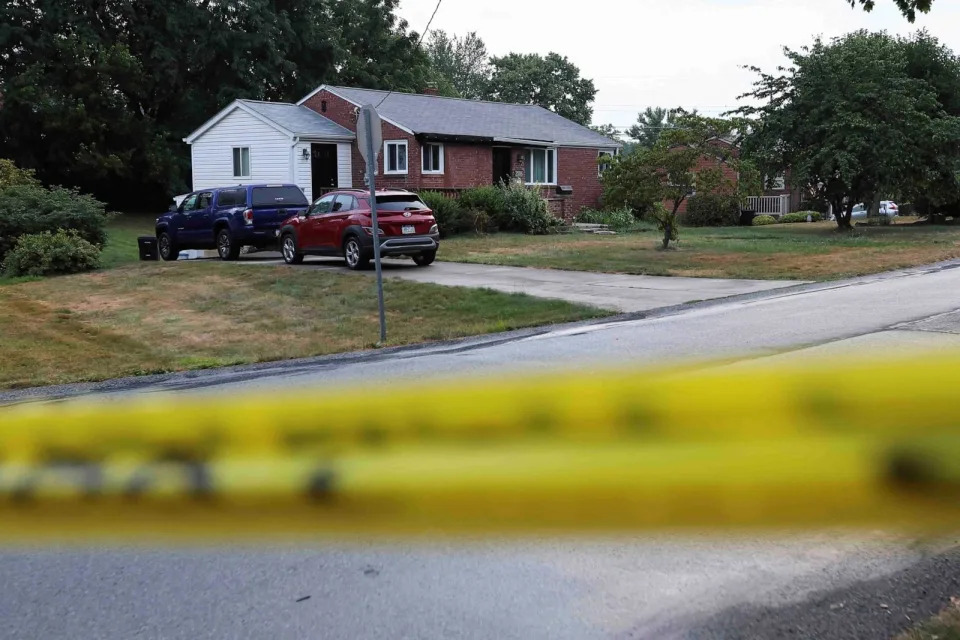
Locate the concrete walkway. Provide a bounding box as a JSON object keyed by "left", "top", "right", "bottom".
{"left": 239, "top": 254, "right": 805, "bottom": 312}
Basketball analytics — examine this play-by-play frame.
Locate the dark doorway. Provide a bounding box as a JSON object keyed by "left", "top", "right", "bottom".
{"left": 311, "top": 143, "right": 338, "bottom": 198}
{"left": 492, "top": 147, "right": 512, "bottom": 185}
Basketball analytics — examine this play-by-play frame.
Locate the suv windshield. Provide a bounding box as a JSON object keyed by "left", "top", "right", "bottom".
{"left": 251, "top": 186, "right": 308, "bottom": 207}
{"left": 375, "top": 195, "right": 429, "bottom": 211}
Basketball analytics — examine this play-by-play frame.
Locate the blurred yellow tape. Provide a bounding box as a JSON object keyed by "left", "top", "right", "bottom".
{"left": 1, "top": 354, "right": 960, "bottom": 540}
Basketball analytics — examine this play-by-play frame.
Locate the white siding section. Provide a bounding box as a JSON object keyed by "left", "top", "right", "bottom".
{"left": 190, "top": 108, "right": 292, "bottom": 191}
{"left": 294, "top": 141, "right": 314, "bottom": 201}
{"left": 337, "top": 143, "right": 353, "bottom": 189}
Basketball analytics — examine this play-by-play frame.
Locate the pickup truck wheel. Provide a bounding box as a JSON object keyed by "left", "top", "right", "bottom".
{"left": 281, "top": 234, "right": 304, "bottom": 265}
{"left": 216, "top": 228, "right": 241, "bottom": 261}
{"left": 158, "top": 232, "right": 179, "bottom": 261}
{"left": 343, "top": 236, "right": 370, "bottom": 270}
{"left": 413, "top": 251, "right": 436, "bottom": 267}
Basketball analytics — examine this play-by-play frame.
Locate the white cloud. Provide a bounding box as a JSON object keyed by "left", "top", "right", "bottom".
{"left": 398, "top": 0, "right": 960, "bottom": 128}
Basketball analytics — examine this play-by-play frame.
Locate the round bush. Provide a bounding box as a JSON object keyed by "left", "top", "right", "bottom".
{"left": 752, "top": 214, "right": 778, "bottom": 226}
{"left": 0, "top": 184, "right": 109, "bottom": 261}
{"left": 682, "top": 194, "right": 741, "bottom": 227}
{"left": 2, "top": 229, "right": 101, "bottom": 277}
{"left": 780, "top": 211, "right": 824, "bottom": 223}
{"left": 419, "top": 191, "right": 465, "bottom": 237}
{"left": 499, "top": 180, "right": 557, "bottom": 234}
{"left": 575, "top": 207, "right": 635, "bottom": 230}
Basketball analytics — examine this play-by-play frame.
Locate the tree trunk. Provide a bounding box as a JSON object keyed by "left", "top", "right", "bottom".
{"left": 831, "top": 197, "right": 852, "bottom": 230}
{"left": 662, "top": 225, "right": 671, "bottom": 250}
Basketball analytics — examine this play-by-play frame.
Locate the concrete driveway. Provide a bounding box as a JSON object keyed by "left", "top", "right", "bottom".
{"left": 238, "top": 254, "right": 805, "bottom": 312}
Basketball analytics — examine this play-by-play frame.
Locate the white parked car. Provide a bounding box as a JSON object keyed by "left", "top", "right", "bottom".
{"left": 850, "top": 201, "right": 899, "bottom": 218}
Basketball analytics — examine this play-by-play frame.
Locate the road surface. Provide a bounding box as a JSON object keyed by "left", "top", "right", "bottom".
{"left": 4, "top": 260, "right": 960, "bottom": 639}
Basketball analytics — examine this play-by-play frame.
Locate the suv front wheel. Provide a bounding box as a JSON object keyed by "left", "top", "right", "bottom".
{"left": 343, "top": 236, "right": 370, "bottom": 270}
{"left": 216, "top": 228, "right": 241, "bottom": 261}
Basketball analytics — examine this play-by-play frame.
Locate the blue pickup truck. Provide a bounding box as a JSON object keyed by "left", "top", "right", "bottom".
{"left": 156, "top": 184, "right": 309, "bottom": 261}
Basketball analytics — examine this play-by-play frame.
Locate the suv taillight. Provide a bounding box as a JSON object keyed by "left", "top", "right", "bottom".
{"left": 243, "top": 209, "right": 254, "bottom": 225}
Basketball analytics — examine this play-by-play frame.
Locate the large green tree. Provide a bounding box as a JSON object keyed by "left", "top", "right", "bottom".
{"left": 426, "top": 30, "right": 490, "bottom": 99}
{"left": 602, "top": 113, "right": 744, "bottom": 249}
{"left": 850, "top": 0, "right": 933, "bottom": 22}
{"left": 740, "top": 30, "right": 960, "bottom": 230}
{"left": 0, "top": 0, "right": 433, "bottom": 207}
{"left": 486, "top": 52, "right": 596, "bottom": 125}
{"left": 627, "top": 107, "right": 682, "bottom": 148}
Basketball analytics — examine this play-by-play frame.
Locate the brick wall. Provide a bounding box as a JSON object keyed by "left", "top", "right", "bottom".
{"left": 302, "top": 88, "right": 607, "bottom": 215}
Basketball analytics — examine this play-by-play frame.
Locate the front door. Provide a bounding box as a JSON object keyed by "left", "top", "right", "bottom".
{"left": 184, "top": 191, "right": 214, "bottom": 245}
{"left": 492, "top": 147, "right": 512, "bottom": 185}
{"left": 311, "top": 143, "right": 338, "bottom": 198}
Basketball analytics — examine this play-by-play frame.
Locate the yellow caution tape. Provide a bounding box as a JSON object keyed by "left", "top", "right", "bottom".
{"left": 1, "top": 354, "right": 959, "bottom": 540}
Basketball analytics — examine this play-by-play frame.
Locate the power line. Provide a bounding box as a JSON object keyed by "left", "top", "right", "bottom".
{"left": 374, "top": 0, "right": 444, "bottom": 109}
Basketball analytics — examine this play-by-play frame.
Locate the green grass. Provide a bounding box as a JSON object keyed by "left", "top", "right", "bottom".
{"left": 0, "top": 261, "right": 607, "bottom": 389}
{"left": 894, "top": 598, "right": 960, "bottom": 640}
{"left": 440, "top": 218, "right": 960, "bottom": 281}
{"left": 100, "top": 212, "right": 158, "bottom": 268}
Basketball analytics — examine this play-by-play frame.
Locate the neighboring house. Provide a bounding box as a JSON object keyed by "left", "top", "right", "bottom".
{"left": 185, "top": 85, "right": 622, "bottom": 217}
{"left": 661, "top": 139, "right": 740, "bottom": 215}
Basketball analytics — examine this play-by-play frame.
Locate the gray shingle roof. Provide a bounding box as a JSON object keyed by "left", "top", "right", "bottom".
{"left": 321, "top": 86, "right": 620, "bottom": 148}
{"left": 238, "top": 100, "right": 354, "bottom": 139}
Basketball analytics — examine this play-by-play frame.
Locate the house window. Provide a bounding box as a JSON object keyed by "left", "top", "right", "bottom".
{"left": 597, "top": 148, "right": 620, "bottom": 177}
{"left": 232, "top": 147, "right": 250, "bottom": 178}
{"left": 524, "top": 148, "right": 556, "bottom": 185}
{"left": 422, "top": 143, "right": 444, "bottom": 174}
{"left": 766, "top": 173, "right": 786, "bottom": 190}
{"left": 384, "top": 140, "right": 408, "bottom": 174}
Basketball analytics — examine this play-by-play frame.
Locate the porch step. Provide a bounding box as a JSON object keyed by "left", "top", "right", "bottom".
{"left": 572, "top": 222, "right": 615, "bottom": 234}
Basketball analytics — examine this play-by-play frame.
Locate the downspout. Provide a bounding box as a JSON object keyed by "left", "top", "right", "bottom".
{"left": 289, "top": 136, "right": 299, "bottom": 187}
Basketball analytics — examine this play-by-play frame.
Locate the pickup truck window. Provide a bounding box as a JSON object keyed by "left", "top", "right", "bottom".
{"left": 196, "top": 192, "right": 213, "bottom": 209}
{"left": 217, "top": 189, "right": 244, "bottom": 208}
{"left": 180, "top": 193, "right": 199, "bottom": 211}
{"left": 252, "top": 186, "right": 308, "bottom": 207}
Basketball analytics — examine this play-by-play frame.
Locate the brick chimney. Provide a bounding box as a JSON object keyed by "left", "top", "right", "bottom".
{"left": 422, "top": 83, "right": 439, "bottom": 96}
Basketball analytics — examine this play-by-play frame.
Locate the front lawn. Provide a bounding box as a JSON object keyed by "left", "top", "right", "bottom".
{"left": 0, "top": 261, "right": 606, "bottom": 389}
{"left": 440, "top": 218, "right": 960, "bottom": 281}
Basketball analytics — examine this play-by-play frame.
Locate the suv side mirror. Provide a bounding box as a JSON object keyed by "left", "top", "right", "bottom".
{"left": 168, "top": 204, "right": 177, "bottom": 212}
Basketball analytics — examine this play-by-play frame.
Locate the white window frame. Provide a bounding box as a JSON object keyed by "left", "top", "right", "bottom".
{"left": 384, "top": 140, "right": 408, "bottom": 175}
{"left": 766, "top": 172, "right": 786, "bottom": 190}
{"left": 232, "top": 147, "right": 250, "bottom": 178}
{"left": 524, "top": 147, "right": 557, "bottom": 185}
{"left": 421, "top": 143, "right": 444, "bottom": 174}
{"left": 597, "top": 148, "right": 620, "bottom": 177}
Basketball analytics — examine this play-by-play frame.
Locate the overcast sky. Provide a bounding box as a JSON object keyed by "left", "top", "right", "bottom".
{"left": 397, "top": 0, "right": 960, "bottom": 132}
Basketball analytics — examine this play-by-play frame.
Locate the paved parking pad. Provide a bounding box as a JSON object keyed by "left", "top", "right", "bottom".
{"left": 237, "top": 254, "right": 805, "bottom": 312}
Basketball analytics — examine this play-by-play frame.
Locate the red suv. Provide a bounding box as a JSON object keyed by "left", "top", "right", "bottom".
{"left": 278, "top": 189, "right": 439, "bottom": 269}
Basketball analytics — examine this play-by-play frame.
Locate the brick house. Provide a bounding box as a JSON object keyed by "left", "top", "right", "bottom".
{"left": 185, "top": 85, "right": 621, "bottom": 219}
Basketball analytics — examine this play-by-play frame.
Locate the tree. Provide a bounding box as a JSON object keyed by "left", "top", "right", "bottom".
{"left": 486, "top": 53, "right": 597, "bottom": 125}
{"left": 601, "top": 113, "right": 742, "bottom": 249}
{"left": 0, "top": 0, "right": 435, "bottom": 207}
{"left": 426, "top": 30, "right": 490, "bottom": 99}
{"left": 627, "top": 107, "right": 679, "bottom": 148}
{"left": 589, "top": 124, "right": 622, "bottom": 142}
{"left": 739, "top": 30, "right": 960, "bottom": 230}
{"left": 849, "top": 0, "right": 933, "bottom": 22}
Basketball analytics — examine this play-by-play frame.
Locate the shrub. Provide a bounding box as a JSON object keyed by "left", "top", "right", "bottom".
{"left": 458, "top": 185, "right": 506, "bottom": 217}
{"left": 2, "top": 229, "right": 101, "bottom": 277}
{"left": 780, "top": 211, "right": 823, "bottom": 223}
{"left": 0, "top": 184, "right": 110, "bottom": 261}
{"left": 0, "top": 159, "right": 39, "bottom": 189}
{"left": 798, "top": 198, "right": 830, "bottom": 214}
{"left": 752, "top": 214, "right": 778, "bottom": 226}
{"left": 575, "top": 207, "right": 636, "bottom": 231}
{"left": 419, "top": 191, "right": 465, "bottom": 237}
{"left": 498, "top": 179, "right": 557, "bottom": 234}
{"left": 682, "top": 194, "right": 741, "bottom": 227}
{"left": 899, "top": 202, "right": 915, "bottom": 217}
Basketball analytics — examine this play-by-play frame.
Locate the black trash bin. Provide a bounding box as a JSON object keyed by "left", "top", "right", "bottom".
{"left": 138, "top": 235, "right": 159, "bottom": 261}
{"left": 739, "top": 210, "right": 757, "bottom": 226}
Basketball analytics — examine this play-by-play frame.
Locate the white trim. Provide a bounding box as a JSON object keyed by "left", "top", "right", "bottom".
{"left": 185, "top": 100, "right": 295, "bottom": 144}
{"left": 384, "top": 140, "right": 408, "bottom": 175}
{"left": 524, "top": 147, "right": 557, "bottom": 186}
{"left": 298, "top": 85, "right": 416, "bottom": 135}
{"left": 232, "top": 146, "right": 251, "bottom": 178}
{"left": 597, "top": 148, "right": 620, "bottom": 177}
{"left": 421, "top": 142, "right": 444, "bottom": 174}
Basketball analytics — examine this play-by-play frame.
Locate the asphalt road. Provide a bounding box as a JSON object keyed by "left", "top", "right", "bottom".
{"left": 5, "top": 261, "right": 960, "bottom": 639}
